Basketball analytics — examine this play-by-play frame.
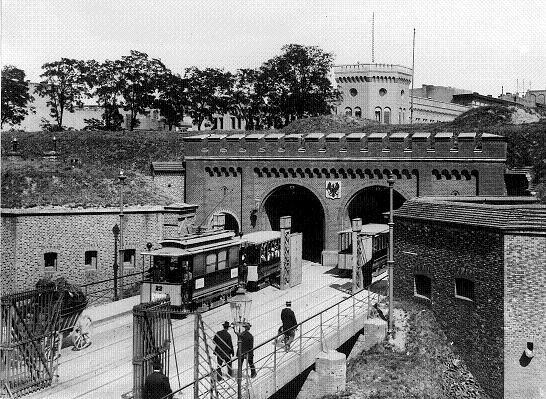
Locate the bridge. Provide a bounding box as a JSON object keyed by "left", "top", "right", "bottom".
{"left": 23, "top": 262, "right": 387, "bottom": 399}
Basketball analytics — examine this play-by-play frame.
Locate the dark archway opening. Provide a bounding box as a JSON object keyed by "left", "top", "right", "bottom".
{"left": 347, "top": 186, "right": 406, "bottom": 224}
{"left": 263, "top": 185, "right": 325, "bottom": 262}
{"left": 222, "top": 212, "right": 239, "bottom": 235}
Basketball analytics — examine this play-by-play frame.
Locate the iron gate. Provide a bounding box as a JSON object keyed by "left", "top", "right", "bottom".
{"left": 1, "top": 288, "right": 65, "bottom": 398}
{"left": 132, "top": 299, "right": 172, "bottom": 399}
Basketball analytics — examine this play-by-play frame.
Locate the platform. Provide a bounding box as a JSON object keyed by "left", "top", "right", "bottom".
{"left": 25, "top": 262, "right": 383, "bottom": 399}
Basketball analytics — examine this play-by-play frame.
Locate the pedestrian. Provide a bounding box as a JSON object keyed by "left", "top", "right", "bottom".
{"left": 143, "top": 358, "right": 172, "bottom": 399}
{"left": 213, "top": 321, "right": 234, "bottom": 380}
{"left": 280, "top": 301, "right": 297, "bottom": 351}
{"left": 240, "top": 323, "right": 257, "bottom": 378}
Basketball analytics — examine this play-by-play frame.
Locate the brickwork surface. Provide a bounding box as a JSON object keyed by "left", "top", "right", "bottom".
{"left": 393, "top": 220, "right": 505, "bottom": 398}
{"left": 504, "top": 233, "right": 546, "bottom": 399}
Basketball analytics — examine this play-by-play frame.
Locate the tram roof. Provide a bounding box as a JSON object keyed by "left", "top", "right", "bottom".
{"left": 141, "top": 239, "right": 239, "bottom": 257}
{"left": 338, "top": 223, "right": 389, "bottom": 236}
{"left": 242, "top": 230, "right": 281, "bottom": 244}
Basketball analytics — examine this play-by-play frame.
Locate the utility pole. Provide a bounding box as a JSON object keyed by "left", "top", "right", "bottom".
{"left": 410, "top": 28, "right": 416, "bottom": 124}
{"left": 371, "top": 12, "right": 375, "bottom": 64}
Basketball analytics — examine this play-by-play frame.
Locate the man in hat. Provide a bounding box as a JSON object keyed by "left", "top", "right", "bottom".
{"left": 280, "top": 301, "right": 297, "bottom": 351}
{"left": 240, "top": 323, "right": 257, "bottom": 378}
{"left": 213, "top": 321, "right": 234, "bottom": 380}
{"left": 143, "top": 358, "right": 172, "bottom": 399}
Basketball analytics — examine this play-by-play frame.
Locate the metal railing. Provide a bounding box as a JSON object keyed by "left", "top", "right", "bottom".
{"left": 171, "top": 273, "right": 388, "bottom": 399}
{"left": 81, "top": 271, "right": 144, "bottom": 306}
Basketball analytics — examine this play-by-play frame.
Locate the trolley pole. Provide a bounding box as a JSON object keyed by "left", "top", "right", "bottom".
{"left": 118, "top": 170, "right": 127, "bottom": 279}
{"left": 112, "top": 224, "right": 120, "bottom": 301}
{"left": 387, "top": 177, "right": 395, "bottom": 336}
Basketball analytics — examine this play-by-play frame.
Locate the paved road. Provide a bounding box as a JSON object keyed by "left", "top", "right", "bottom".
{"left": 27, "top": 262, "right": 350, "bottom": 399}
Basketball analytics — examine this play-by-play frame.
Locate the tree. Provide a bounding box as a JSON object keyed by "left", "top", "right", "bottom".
{"left": 36, "top": 58, "right": 91, "bottom": 130}
{"left": 86, "top": 59, "right": 124, "bottom": 130}
{"left": 184, "top": 67, "right": 233, "bottom": 131}
{"left": 258, "top": 44, "right": 340, "bottom": 126}
{"left": 117, "top": 51, "right": 168, "bottom": 131}
{"left": 230, "top": 69, "right": 263, "bottom": 130}
{"left": 1, "top": 65, "right": 34, "bottom": 129}
{"left": 154, "top": 72, "right": 188, "bottom": 131}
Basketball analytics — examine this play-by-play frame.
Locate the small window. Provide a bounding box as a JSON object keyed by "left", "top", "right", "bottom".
{"left": 44, "top": 252, "right": 58, "bottom": 269}
{"left": 414, "top": 274, "right": 431, "bottom": 299}
{"left": 349, "top": 88, "right": 358, "bottom": 97}
{"left": 237, "top": 117, "right": 242, "bottom": 130}
{"left": 217, "top": 250, "right": 227, "bottom": 270}
{"left": 354, "top": 107, "right": 362, "bottom": 118}
{"left": 344, "top": 107, "right": 352, "bottom": 116}
{"left": 205, "top": 253, "right": 217, "bottom": 274}
{"left": 455, "top": 278, "right": 474, "bottom": 301}
{"left": 379, "top": 88, "right": 387, "bottom": 96}
{"left": 219, "top": 118, "right": 224, "bottom": 130}
{"left": 374, "top": 107, "right": 382, "bottom": 122}
{"left": 85, "top": 250, "right": 98, "bottom": 269}
{"left": 231, "top": 117, "right": 236, "bottom": 130}
{"left": 123, "top": 249, "right": 136, "bottom": 268}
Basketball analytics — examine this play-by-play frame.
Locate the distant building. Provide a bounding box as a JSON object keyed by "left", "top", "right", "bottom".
{"left": 394, "top": 197, "right": 546, "bottom": 399}
{"left": 409, "top": 84, "right": 472, "bottom": 123}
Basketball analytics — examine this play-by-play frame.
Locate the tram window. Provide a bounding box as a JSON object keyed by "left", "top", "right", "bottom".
{"left": 84, "top": 251, "right": 97, "bottom": 269}
{"left": 206, "top": 253, "right": 217, "bottom": 273}
{"left": 124, "top": 249, "right": 136, "bottom": 268}
{"left": 193, "top": 254, "right": 205, "bottom": 276}
{"left": 229, "top": 246, "right": 239, "bottom": 268}
{"left": 414, "top": 274, "right": 431, "bottom": 299}
{"left": 44, "top": 252, "right": 58, "bottom": 270}
{"left": 217, "top": 250, "right": 227, "bottom": 270}
{"left": 455, "top": 278, "right": 474, "bottom": 301}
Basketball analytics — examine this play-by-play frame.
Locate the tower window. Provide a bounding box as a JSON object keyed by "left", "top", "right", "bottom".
{"left": 345, "top": 107, "right": 352, "bottom": 117}
{"left": 84, "top": 250, "right": 98, "bottom": 269}
{"left": 44, "top": 252, "right": 58, "bottom": 269}
{"left": 379, "top": 88, "right": 387, "bottom": 96}
{"left": 350, "top": 88, "right": 358, "bottom": 97}
{"left": 354, "top": 107, "right": 362, "bottom": 118}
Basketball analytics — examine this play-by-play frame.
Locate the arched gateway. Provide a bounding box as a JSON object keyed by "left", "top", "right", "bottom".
{"left": 183, "top": 130, "right": 507, "bottom": 266}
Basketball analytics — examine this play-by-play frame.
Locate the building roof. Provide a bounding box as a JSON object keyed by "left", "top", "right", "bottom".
{"left": 150, "top": 162, "right": 185, "bottom": 174}
{"left": 394, "top": 197, "right": 546, "bottom": 232}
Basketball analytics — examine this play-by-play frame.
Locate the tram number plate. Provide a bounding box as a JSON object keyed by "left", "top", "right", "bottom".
{"left": 195, "top": 278, "right": 204, "bottom": 289}
{"left": 230, "top": 268, "right": 238, "bottom": 279}
{"left": 151, "top": 292, "right": 167, "bottom": 301}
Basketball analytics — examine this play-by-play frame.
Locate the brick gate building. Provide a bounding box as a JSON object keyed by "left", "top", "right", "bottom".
{"left": 182, "top": 131, "right": 507, "bottom": 263}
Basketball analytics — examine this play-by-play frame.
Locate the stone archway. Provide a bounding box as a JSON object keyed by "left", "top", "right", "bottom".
{"left": 209, "top": 210, "right": 240, "bottom": 235}
{"left": 262, "top": 184, "right": 325, "bottom": 262}
{"left": 345, "top": 185, "right": 406, "bottom": 225}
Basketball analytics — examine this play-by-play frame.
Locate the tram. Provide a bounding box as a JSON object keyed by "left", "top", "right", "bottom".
{"left": 240, "top": 230, "right": 281, "bottom": 291}
{"left": 140, "top": 228, "right": 282, "bottom": 311}
{"left": 337, "top": 223, "right": 389, "bottom": 275}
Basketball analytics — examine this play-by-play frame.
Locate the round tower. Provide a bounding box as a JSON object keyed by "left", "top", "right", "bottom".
{"left": 334, "top": 63, "right": 412, "bottom": 124}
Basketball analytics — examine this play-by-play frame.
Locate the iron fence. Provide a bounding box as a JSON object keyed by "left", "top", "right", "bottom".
{"left": 81, "top": 270, "right": 144, "bottom": 306}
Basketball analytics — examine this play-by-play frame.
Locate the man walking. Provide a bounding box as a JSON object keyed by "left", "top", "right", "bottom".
{"left": 143, "top": 358, "right": 172, "bottom": 399}
{"left": 240, "top": 324, "right": 257, "bottom": 378}
{"left": 213, "top": 321, "right": 234, "bottom": 380}
{"left": 280, "top": 301, "right": 297, "bottom": 351}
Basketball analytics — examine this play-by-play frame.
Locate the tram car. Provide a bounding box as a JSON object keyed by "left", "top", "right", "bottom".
{"left": 240, "top": 231, "right": 281, "bottom": 291}
{"left": 140, "top": 229, "right": 241, "bottom": 311}
{"left": 337, "top": 223, "right": 389, "bottom": 275}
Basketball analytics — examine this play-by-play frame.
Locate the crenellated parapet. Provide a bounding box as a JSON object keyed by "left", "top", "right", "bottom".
{"left": 183, "top": 131, "right": 506, "bottom": 161}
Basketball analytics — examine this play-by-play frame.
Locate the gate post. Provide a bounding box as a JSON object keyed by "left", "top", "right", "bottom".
{"left": 280, "top": 216, "right": 292, "bottom": 290}
{"left": 351, "top": 218, "right": 363, "bottom": 293}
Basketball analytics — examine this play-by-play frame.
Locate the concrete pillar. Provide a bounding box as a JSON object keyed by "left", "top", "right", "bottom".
{"left": 348, "top": 318, "right": 387, "bottom": 360}
{"left": 297, "top": 350, "right": 346, "bottom": 399}
{"left": 351, "top": 218, "right": 362, "bottom": 293}
{"left": 280, "top": 216, "right": 291, "bottom": 290}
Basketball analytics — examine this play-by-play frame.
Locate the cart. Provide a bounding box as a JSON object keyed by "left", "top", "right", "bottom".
{"left": 44, "top": 298, "right": 90, "bottom": 361}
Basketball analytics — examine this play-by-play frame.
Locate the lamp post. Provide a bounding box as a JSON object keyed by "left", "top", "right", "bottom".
{"left": 118, "top": 170, "right": 127, "bottom": 278}
{"left": 112, "top": 224, "right": 120, "bottom": 301}
{"left": 387, "top": 176, "right": 395, "bottom": 336}
{"left": 229, "top": 286, "right": 252, "bottom": 399}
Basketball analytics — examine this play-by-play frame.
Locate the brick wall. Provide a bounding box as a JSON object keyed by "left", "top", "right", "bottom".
{"left": 393, "top": 219, "right": 505, "bottom": 398}
{"left": 153, "top": 173, "right": 184, "bottom": 202}
{"left": 0, "top": 206, "right": 189, "bottom": 294}
{"left": 504, "top": 233, "right": 546, "bottom": 398}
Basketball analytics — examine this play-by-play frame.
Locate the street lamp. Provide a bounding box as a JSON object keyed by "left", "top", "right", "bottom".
{"left": 118, "top": 170, "right": 127, "bottom": 279}
{"left": 229, "top": 286, "right": 252, "bottom": 399}
{"left": 112, "top": 224, "right": 120, "bottom": 301}
{"left": 387, "top": 176, "right": 395, "bottom": 336}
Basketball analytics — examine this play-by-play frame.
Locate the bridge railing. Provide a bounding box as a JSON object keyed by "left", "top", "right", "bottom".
{"left": 170, "top": 273, "right": 388, "bottom": 399}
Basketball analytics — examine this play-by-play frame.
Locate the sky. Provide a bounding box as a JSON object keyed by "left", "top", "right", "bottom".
{"left": 2, "top": 0, "right": 546, "bottom": 96}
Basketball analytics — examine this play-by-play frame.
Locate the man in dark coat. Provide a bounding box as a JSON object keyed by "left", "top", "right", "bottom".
{"left": 240, "top": 324, "right": 257, "bottom": 378}
{"left": 143, "top": 358, "right": 172, "bottom": 399}
{"left": 280, "top": 301, "right": 297, "bottom": 351}
{"left": 213, "top": 321, "right": 234, "bottom": 380}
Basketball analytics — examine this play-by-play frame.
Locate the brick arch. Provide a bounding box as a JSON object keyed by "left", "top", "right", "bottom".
{"left": 451, "top": 169, "right": 461, "bottom": 180}
{"left": 208, "top": 209, "right": 241, "bottom": 234}
{"left": 432, "top": 169, "right": 441, "bottom": 180}
{"left": 313, "top": 168, "right": 322, "bottom": 178}
{"left": 441, "top": 169, "right": 451, "bottom": 180}
{"left": 337, "top": 183, "right": 410, "bottom": 230}
{"left": 304, "top": 168, "right": 313, "bottom": 177}
{"left": 401, "top": 169, "right": 411, "bottom": 179}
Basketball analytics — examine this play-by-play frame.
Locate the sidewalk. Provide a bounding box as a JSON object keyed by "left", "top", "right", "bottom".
{"left": 82, "top": 295, "right": 141, "bottom": 327}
